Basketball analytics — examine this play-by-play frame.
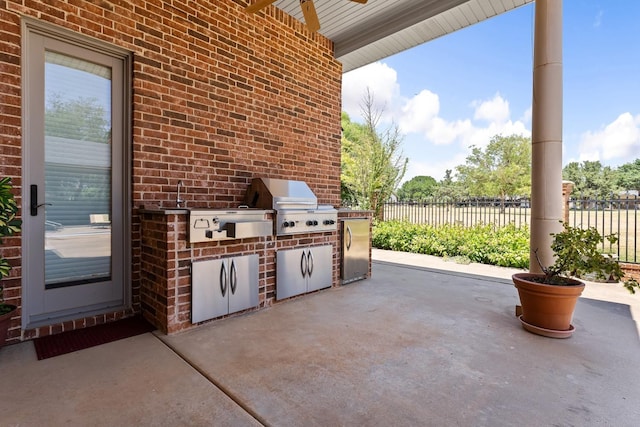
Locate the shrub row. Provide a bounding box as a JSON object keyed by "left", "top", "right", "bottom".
{"left": 372, "top": 220, "right": 530, "bottom": 269}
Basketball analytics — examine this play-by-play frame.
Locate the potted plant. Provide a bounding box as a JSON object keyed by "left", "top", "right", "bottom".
{"left": 513, "top": 222, "right": 639, "bottom": 338}
{"left": 1, "top": 177, "right": 22, "bottom": 346}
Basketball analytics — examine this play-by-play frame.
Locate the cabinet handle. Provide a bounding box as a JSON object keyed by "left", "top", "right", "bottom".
{"left": 346, "top": 225, "right": 352, "bottom": 250}
{"left": 307, "top": 250, "right": 314, "bottom": 278}
{"left": 220, "top": 262, "right": 227, "bottom": 297}
{"left": 301, "top": 251, "right": 307, "bottom": 277}
{"left": 230, "top": 260, "right": 237, "bottom": 295}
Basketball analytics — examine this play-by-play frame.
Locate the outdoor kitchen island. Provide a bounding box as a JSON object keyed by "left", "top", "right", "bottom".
{"left": 138, "top": 179, "right": 372, "bottom": 335}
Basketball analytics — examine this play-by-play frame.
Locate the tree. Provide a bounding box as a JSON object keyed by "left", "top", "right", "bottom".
{"left": 615, "top": 159, "right": 640, "bottom": 193}
{"left": 561, "top": 161, "right": 580, "bottom": 189}
{"left": 433, "top": 169, "right": 464, "bottom": 200}
{"left": 341, "top": 89, "right": 407, "bottom": 217}
{"left": 562, "top": 161, "right": 618, "bottom": 197}
{"left": 455, "top": 134, "right": 531, "bottom": 204}
{"left": 340, "top": 112, "right": 365, "bottom": 205}
{"left": 397, "top": 176, "right": 437, "bottom": 202}
{"left": 45, "top": 93, "right": 111, "bottom": 144}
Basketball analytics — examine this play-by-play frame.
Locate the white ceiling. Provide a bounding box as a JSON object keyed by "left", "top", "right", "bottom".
{"left": 269, "top": 0, "right": 534, "bottom": 72}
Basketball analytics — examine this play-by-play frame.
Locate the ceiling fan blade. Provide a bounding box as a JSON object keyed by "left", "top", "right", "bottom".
{"left": 349, "top": 0, "right": 368, "bottom": 4}
{"left": 300, "top": 0, "right": 321, "bottom": 32}
{"left": 245, "top": 0, "right": 278, "bottom": 14}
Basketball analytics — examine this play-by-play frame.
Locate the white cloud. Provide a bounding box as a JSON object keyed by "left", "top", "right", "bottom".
{"left": 342, "top": 62, "right": 400, "bottom": 122}
{"left": 467, "top": 120, "right": 530, "bottom": 148}
{"left": 426, "top": 117, "right": 474, "bottom": 146}
{"left": 520, "top": 106, "right": 532, "bottom": 125}
{"left": 397, "top": 91, "right": 529, "bottom": 148}
{"left": 398, "top": 90, "right": 440, "bottom": 131}
{"left": 397, "top": 90, "right": 475, "bottom": 145}
{"left": 472, "top": 93, "right": 510, "bottom": 123}
{"left": 579, "top": 112, "right": 640, "bottom": 162}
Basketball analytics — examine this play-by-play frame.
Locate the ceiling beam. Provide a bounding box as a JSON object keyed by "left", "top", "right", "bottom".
{"left": 333, "top": 0, "right": 470, "bottom": 58}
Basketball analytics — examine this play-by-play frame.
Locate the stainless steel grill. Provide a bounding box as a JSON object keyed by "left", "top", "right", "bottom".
{"left": 244, "top": 178, "right": 337, "bottom": 236}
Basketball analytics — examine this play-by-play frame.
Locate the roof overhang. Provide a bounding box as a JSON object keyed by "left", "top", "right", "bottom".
{"left": 269, "top": 0, "right": 534, "bottom": 72}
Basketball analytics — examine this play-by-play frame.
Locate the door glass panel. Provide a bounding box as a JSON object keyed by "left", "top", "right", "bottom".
{"left": 44, "top": 51, "right": 112, "bottom": 289}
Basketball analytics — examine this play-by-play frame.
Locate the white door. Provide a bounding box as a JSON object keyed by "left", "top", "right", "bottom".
{"left": 23, "top": 21, "right": 130, "bottom": 327}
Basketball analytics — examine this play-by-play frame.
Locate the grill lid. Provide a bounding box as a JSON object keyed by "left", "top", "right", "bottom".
{"left": 245, "top": 178, "right": 318, "bottom": 211}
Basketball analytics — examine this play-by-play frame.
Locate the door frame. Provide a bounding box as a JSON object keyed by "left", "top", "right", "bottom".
{"left": 21, "top": 18, "right": 133, "bottom": 329}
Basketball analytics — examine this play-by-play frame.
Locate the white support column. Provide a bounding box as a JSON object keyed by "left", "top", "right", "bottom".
{"left": 530, "top": 0, "right": 563, "bottom": 273}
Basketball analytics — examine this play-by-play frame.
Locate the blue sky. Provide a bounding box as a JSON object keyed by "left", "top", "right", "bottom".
{"left": 341, "top": 1, "right": 640, "bottom": 182}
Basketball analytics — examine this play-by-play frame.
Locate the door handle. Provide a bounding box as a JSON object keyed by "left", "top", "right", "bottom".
{"left": 307, "top": 250, "right": 313, "bottom": 278}
{"left": 230, "top": 260, "right": 237, "bottom": 295}
{"left": 30, "top": 184, "right": 52, "bottom": 216}
{"left": 220, "top": 262, "right": 227, "bottom": 297}
{"left": 301, "top": 251, "right": 308, "bottom": 278}
{"left": 346, "top": 225, "right": 352, "bottom": 250}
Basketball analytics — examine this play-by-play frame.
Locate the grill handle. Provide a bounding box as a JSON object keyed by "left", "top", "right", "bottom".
{"left": 275, "top": 201, "right": 316, "bottom": 206}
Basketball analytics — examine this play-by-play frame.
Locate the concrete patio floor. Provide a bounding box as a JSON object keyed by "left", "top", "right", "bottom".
{"left": 1, "top": 249, "right": 639, "bottom": 426}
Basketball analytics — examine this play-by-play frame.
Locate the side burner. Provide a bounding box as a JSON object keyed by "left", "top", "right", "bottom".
{"left": 188, "top": 209, "right": 271, "bottom": 243}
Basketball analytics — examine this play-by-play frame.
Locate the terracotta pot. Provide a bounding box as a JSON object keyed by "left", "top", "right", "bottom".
{"left": 513, "top": 273, "right": 585, "bottom": 333}
{"left": 0, "top": 305, "right": 17, "bottom": 347}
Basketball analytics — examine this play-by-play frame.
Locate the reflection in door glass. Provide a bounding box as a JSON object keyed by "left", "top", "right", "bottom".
{"left": 44, "top": 51, "right": 112, "bottom": 289}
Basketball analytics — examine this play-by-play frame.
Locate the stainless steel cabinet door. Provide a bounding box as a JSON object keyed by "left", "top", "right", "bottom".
{"left": 192, "top": 255, "right": 259, "bottom": 322}
{"left": 342, "top": 219, "right": 370, "bottom": 282}
{"left": 228, "top": 254, "right": 259, "bottom": 314}
{"left": 307, "top": 245, "right": 333, "bottom": 292}
{"left": 277, "top": 245, "right": 333, "bottom": 299}
{"left": 276, "top": 248, "right": 306, "bottom": 300}
{"left": 192, "top": 258, "right": 228, "bottom": 323}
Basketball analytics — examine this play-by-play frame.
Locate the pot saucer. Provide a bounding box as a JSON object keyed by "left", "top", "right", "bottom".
{"left": 518, "top": 315, "right": 575, "bottom": 339}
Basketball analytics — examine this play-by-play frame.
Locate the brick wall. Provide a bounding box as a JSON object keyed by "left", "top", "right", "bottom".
{"left": 0, "top": 2, "right": 24, "bottom": 344}
{"left": 0, "top": 0, "right": 342, "bottom": 343}
{"left": 621, "top": 263, "right": 640, "bottom": 283}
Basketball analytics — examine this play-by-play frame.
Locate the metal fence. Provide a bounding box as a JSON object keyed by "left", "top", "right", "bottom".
{"left": 382, "top": 195, "right": 639, "bottom": 263}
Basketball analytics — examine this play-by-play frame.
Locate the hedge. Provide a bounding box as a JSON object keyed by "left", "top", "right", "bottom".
{"left": 372, "top": 220, "right": 530, "bottom": 269}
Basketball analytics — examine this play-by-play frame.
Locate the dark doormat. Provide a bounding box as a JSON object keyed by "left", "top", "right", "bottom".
{"left": 33, "top": 316, "right": 156, "bottom": 360}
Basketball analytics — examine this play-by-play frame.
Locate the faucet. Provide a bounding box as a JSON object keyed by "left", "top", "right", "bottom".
{"left": 177, "top": 180, "right": 185, "bottom": 208}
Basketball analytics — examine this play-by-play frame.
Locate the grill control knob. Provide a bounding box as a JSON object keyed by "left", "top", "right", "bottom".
{"left": 323, "top": 220, "right": 335, "bottom": 225}
{"left": 313, "top": 220, "right": 319, "bottom": 226}
{"left": 306, "top": 220, "right": 313, "bottom": 226}
{"left": 283, "top": 221, "right": 291, "bottom": 228}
